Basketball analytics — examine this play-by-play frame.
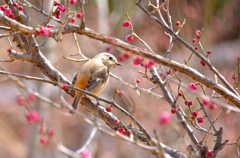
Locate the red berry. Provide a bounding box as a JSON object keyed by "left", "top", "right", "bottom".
{"left": 54, "top": 1, "right": 60, "bottom": 6}
{"left": 135, "top": 79, "right": 140, "bottom": 83}
{"left": 116, "top": 89, "right": 124, "bottom": 97}
{"left": 114, "top": 119, "right": 120, "bottom": 123}
{"left": 126, "top": 34, "right": 134, "bottom": 42}
{"left": 197, "top": 117, "right": 204, "bottom": 123}
{"left": 178, "top": 92, "right": 183, "bottom": 97}
{"left": 142, "top": 59, "right": 155, "bottom": 69}
{"left": 60, "top": 83, "right": 68, "bottom": 89}
{"left": 106, "top": 105, "right": 112, "bottom": 112}
{"left": 122, "top": 21, "right": 131, "bottom": 27}
{"left": 12, "top": 2, "right": 18, "bottom": 7}
{"left": 206, "top": 50, "right": 211, "bottom": 55}
{"left": 206, "top": 151, "right": 213, "bottom": 157}
{"left": 200, "top": 60, "right": 206, "bottom": 66}
{"left": 194, "top": 46, "right": 198, "bottom": 50}
{"left": 117, "top": 127, "right": 126, "bottom": 134}
{"left": 46, "top": 24, "right": 55, "bottom": 28}
{"left": 185, "top": 100, "right": 193, "bottom": 106}
{"left": 9, "top": 13, "right": 14, "bottom": 19}
{"left": 171, "top": 108, "right": 178, "bottom": 114}
{"left": 192, "top": 111, "right": 198, "bottom": 117}
{"left": 18, "top": 6, "right": 23, "bottom": 11}
{"left": 175, "top": 21, "right": 181, "bottom": 27}
{"left": 192, "top": 39, "right": 197, "bottom": 43}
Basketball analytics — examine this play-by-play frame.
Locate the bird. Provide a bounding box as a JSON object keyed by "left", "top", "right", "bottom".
{"left": 70, "top": 52, "right": 121, "bottom": 113}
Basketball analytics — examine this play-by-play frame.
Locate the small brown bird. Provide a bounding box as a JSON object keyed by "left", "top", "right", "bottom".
{"left": 71, "top": 53, "right": 121, "bottom": 113}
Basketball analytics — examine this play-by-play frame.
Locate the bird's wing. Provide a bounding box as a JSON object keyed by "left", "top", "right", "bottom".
{"left": 85, "top": 66, "right": 109, "bottom": 92}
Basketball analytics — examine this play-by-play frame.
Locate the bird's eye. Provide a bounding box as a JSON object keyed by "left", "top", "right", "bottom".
{"left": 109, "top": 56, "right": 113, "bottom": 60}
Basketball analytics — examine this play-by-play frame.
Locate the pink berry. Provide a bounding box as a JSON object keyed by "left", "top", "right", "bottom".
{"left": 122, "top": 21, "right": 131, "bottom": 27}
{"left": 60, "top": 83, "right": 68, "bottom": 89}
{"left": 16, "top": 94, "right": 25, "bottom": 106}
{"left": 116, "top": 89, "right": 124, "bottom": 97}
{"left": 122, "top": 52, "right": 131, "bottom": 59}
{"left": 132, "top": 56, "right": 143, "bottom": 65}
{"left": 58, "top": 5, "right": 65, "bottom": 12}
{"left": 40, "top": 27, "right": 49, "bottom": 36}
{"left": 70, "top": 0, "right": 77, "bottom": 5}
{"left": 28, "top": 93, "right": 35, "bottom": 101}
{"left": 4, "top": 7, "right": 12, "bottom": 15}
{"left": 117, "top": 54, "right": 124, "bottom": 62}
{"left": 175, "top": 21, "right": 181, "bottom": 27}
{"left": 47, "top": 128, "right": 54, "bottom": 136}
{"left": 209, "top": 103, "right": 217, "bottom": 110}
{"left": 126, "top": 34, "right": 134, "bottom": 42}
{"left": 25, "top": 110, "right": 39, "bottom": 123}
{"left": 39, "top": 136, "right": 49, "bottom": 144}
{"left": 76, "top": 12, "right": 82, "bottom": 18}
{"left": 69, "top": 17, "right": 76, "bottom": 23}
{"left": 159, "top": 111, "right": 171, "bottom": 124}
{"left": 80, "top": 148, "right": 91, "bottom": 158}
{"left": 202, "top": 96, "right": 210, "bottom": 105}
{"left": 188, "top": 83, "right": 197, "bottom": 90}
{"left": 46, "top": 24, "right": 55, "bottom": 28}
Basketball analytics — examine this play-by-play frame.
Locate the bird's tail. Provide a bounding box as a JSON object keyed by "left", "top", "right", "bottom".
{"left": 70, "top": 94, "right": 82, "bottom": 114}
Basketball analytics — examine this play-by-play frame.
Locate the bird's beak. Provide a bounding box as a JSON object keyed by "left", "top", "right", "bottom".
{"left": 116, "top": 62, "right": 122, "bottom": 66}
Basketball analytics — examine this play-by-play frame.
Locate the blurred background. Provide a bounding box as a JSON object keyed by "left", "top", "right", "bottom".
{"left": 0, "top": 0, "right": 239, "bottom": 157}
